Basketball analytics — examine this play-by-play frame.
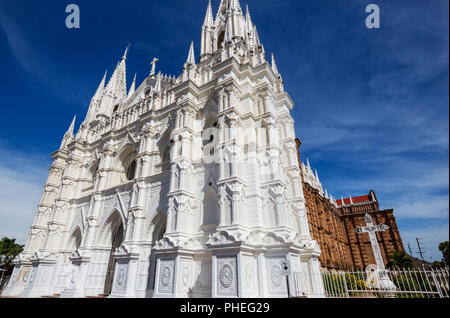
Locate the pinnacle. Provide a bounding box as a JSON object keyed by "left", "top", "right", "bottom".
{"left": 231, "top": 0, "right": 243, "bottom": 13}
{"left": 68, "top": 115, "right": 77, "bottom": 136}
{"left": 271, "top": 53, "right": 279, "bottom": 75}
{"left": 186, "top": 41, "right": 196, "bottom": 65}
{"left": 128, "top": 74, "right": 137, "bottom": 97}
{"left": 245, "top": 4, "right": 253, "bottom": 30}
{"left": 203, "top": 0, "right": 214, "bottom": 27}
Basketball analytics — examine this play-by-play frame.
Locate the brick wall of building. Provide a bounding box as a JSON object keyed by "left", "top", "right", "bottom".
{"left": 296, "top": 139, "right": 405, "bottom": 269}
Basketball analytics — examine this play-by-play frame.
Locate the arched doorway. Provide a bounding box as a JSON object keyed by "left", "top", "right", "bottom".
{"left": 145, "top": 213, "right": 166, "bottom": 297}
{"left": 103, "top": 221, "right": 124, "bottom": 295}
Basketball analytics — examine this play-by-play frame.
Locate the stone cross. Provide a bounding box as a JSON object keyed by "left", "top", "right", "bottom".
{"left": 355, "top": 213, "right": 389, "bottom": 270}
{"left": 355, "top": 214, "right": 397, "bottom": 291}
{"left": 150, "top": 58, "right": 159, "bottom": 76}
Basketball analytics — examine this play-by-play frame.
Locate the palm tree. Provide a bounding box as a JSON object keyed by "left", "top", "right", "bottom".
{"left": 0, "top": 237, "right": 24, "bottom": 285}
{"left": 386, "top": 250, "right": 413, "bottom": 269}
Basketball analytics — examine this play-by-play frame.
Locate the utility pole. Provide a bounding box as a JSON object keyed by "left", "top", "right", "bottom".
{"left": 416, "top": 238, "right": 426, "bottom": 262}
{"left": 407, "top": 243, "right": 413, "bottom": 257}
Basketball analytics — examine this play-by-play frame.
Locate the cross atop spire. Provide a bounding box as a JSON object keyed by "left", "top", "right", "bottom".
{"left": 150, "top": 58, "right": 159, "bottom": 76}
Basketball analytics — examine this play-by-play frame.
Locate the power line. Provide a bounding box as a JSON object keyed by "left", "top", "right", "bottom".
{"left": 431, "top": 214, "right": 449, "bottom": 242}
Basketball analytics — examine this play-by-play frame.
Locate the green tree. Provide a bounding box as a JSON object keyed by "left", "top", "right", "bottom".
{"left": 0, "top": 237, "right": 24, "bottom": 283}
{"left": 386, "top": 250, "right": 413, "bottom": 269}
{"left": 438, "top": 241, "right": 449, "bottom": 266}
{"left": 432, "top": 261, "right": 443, "bottom": 268}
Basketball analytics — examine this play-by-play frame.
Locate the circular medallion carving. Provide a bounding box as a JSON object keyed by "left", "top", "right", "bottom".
{"left": 270, "top": 265, "right": 282, "bottom": 287}
{"left": 22, "top": 270, "right": 30, "bottom": 283}
{"left": 219, "top": 264, "right": 233, "bottom": 288}
{"left": 160, "top": 266, "right": 171, "bottom": 287}
{"left": 182, "top": 266, "right": 190, "bottom": 286}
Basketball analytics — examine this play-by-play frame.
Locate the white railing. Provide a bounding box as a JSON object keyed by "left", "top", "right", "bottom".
{"left": 294, "top": 267, "right": 449, "bottom": 298}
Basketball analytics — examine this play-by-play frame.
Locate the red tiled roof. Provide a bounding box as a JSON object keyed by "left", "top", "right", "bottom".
{"left": 336, "top": 195, "right": 371, "bottom": 206}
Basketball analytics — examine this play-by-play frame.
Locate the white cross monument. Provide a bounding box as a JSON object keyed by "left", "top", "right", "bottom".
{"left": 355, "top": 214, "right": 397, "bottom": 290}
{"left": 150, "top": 57, "right": 159, "bottom": 76}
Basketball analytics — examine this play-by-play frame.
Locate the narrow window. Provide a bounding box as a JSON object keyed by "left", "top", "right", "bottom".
{"left": 126, "top": 160, "right": 137, "bottom": 180}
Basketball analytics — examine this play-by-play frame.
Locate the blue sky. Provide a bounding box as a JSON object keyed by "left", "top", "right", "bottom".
{"left": 0, "top": 0, "right": 448, "bottom": 261}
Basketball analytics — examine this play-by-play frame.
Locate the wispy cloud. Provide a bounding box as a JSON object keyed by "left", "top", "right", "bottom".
{"left": 0, "top": 145, "right": 50, "bottom": 244}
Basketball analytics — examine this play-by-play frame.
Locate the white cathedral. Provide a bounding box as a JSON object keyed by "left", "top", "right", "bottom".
{"left": 3, "top": 0, "right": 325, "bottom": 298}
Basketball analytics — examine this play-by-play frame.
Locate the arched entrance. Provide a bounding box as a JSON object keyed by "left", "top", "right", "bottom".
{"left": 145, "top": 213, "right": 166, "bottom": 297}
{"left": 103, "top": 221, "right": 124, "bottom": 295}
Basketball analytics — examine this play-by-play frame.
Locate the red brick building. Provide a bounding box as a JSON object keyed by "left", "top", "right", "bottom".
{"left": 296, "top": 139, "right": 405, "bottom": 269}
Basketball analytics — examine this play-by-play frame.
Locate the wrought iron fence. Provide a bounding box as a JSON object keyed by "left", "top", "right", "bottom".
{"left": 293, "top": 266, "right": 449, "bottom": 298}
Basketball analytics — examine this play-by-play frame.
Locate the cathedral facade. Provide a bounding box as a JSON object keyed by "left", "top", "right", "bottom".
{"left": 3, "top": 0, "right": 324, "bottom": 298}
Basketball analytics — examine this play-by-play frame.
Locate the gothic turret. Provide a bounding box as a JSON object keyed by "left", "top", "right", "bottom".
{"left": 200, "top": 0, "right": 215, "bottom": 60}
{"left": 183, "top": 42, "right": 196, "bottom": 81}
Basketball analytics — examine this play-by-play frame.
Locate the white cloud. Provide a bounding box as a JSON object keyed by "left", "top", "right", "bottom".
{"left": 0, "top": 147, "right": 49, "bottom": 245}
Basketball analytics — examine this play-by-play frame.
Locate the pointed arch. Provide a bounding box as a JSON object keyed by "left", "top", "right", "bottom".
{"left": 67, "top": 226, "right": 82, "bottom": 251}
{"left": 157, "top": 127, "right": 173, "bottom": 165}
{"left": 116, "top": 143, "right": 138, "bottom": 182}
{"left": 98, "top": 209, "right": 127, "bottom": 248}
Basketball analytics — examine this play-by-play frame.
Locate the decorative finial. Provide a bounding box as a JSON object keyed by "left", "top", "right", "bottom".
{"left": 123, "top": 43, "right": 130, "bottom": 60}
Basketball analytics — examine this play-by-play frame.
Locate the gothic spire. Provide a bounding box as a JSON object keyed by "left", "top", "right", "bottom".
{"left": 186, "top": 41, "right": 196, "bottom": 65}
{"left": 67, "top": 115, "right": 76, "bottom": 137}
{"left": 60, "top": 115, "right": 76, "bottom": 149}
{"left": 245, "top": 5, "right": 253, "bottom": 33}
{"left": 106, "top": 46, "right": 128, "bottom": 98}
{"left": 253, "top": 25, "right": 261, "bottom": 47}
{"left": 128, "top": 74, "right": 137, "bottom": 98}
{"left": 271, "top": 54, "right": 279, "bottom": 75}
{"left": 92, "top": 70, "right": 107, "bottom": 101}
{"left": 230, "top": 0, "right": 243, "bottom": 13}
{"left": 203, "top": 0, "right": 214, "bottom": 28}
